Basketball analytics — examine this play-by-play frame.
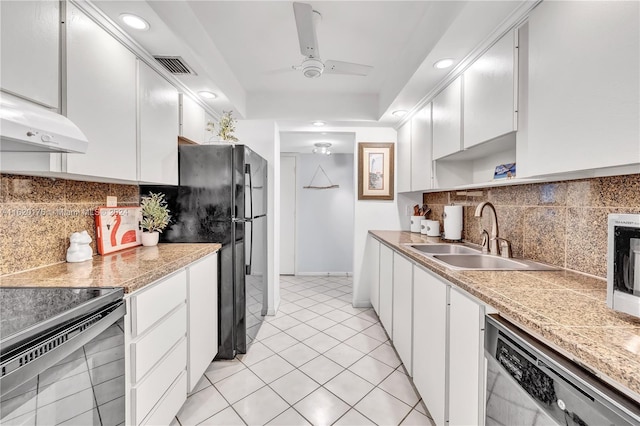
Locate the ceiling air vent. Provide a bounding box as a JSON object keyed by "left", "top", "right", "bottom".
{"left": 153, "top": 56, "right": 197, "bottom": 75}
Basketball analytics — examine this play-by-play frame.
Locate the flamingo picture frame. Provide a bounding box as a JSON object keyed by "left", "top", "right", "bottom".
{"left": 358, "top": 142, "right": 395, "bottom": 200}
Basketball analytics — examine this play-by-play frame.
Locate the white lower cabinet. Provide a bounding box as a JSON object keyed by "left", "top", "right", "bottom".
{"left": 125, "top": 252, "right": 219, "bottom": 425}
{"left": 392, "top": 253, "right": 413, "bottom": 375}
{"left": 367, "top": 235, "right": 381, "bottom": 314}
{"left": 187, "top": 253, "right": 219, "bottom": 392}
{"left": 371, "top": 238, "right": 489, "bottom": 426}
{"left": 378, "top": 244, "right": 394, "bottom": 337}
{"left": 412, "top": 265, "right": 447, "bottom": 425}
{"left": 448, "top": 287, "right": 485, "bottom": 426}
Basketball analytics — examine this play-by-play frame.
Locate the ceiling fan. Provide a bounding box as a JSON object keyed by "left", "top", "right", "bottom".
{"left": 291, "top": 2, "right": 373, "bottom": 78}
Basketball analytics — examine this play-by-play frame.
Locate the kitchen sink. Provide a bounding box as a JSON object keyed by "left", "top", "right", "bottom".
{"left": 408, "top": 244, "right": 480, "bottom": 255}
{"left": 404, "top": 243, "right": 558, "bottom": 271}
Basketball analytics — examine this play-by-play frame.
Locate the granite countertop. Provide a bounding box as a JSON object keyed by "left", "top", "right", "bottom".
{"left": 0, "top": 243, "right": 221, "bottom": 294}
{"left": 370, "top": 230, "right": 640, "bottom": 401}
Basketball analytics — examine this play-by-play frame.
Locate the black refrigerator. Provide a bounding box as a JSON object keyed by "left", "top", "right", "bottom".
{"left": 141, "top": 144, "right": 268, "bottom": 359}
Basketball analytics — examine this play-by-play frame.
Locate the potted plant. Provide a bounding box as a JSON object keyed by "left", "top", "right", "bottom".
{"left": 206, "top": 110, "right": 239, "bottom": 143}
{"left": 139, "top": 192, "right": 171, "bottom": 247}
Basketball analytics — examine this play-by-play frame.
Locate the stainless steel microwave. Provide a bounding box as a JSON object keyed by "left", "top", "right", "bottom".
{"left": 607, "top": 213, "right": 640, "bottom": 318}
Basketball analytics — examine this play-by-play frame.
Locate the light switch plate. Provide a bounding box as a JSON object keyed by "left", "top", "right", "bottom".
{"left": 106, "top": 196, "right": 117, "bottom": 207}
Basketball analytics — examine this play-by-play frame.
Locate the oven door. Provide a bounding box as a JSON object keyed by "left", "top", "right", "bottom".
{"left": 0, "top": 303, "right": 125, "bottom": 425}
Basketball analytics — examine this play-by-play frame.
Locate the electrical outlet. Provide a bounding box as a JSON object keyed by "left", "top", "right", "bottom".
{"left": 106, "top": 196, "right": 117, "bottom": 207}
{"left": 405, "top": 204, "right": 413, "bottom": 216}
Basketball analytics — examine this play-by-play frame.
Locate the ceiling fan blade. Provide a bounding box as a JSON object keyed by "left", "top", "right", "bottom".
{"left": 324, "top": 60, "right": 373, "bottom": 76}
{"left": 293, "top": 2, "right": 320, "bottom": 58}
{"left": 263, "top": 66, "right": 297, "bottom": 76}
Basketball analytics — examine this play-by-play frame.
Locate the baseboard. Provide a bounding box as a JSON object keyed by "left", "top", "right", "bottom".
{"left": 294, "top": 272, "right": 353, "bottom": 277}
{"left": 353, "top": 300, "right": 373, "bottom": 309}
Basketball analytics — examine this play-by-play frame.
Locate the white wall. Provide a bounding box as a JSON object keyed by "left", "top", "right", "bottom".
{"left": 351, "top": 127, "right": 401, "bottom": 307}
{"left": 296, "top": 153, "right": 354, "bottom": 275}
{"left": 235, "top": 120, "right": 281, "bottom": 314}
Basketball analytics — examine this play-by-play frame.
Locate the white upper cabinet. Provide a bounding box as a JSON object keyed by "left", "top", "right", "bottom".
{"left": 523, "top": 1, "right": 639, "bottom": 176}
{"left": 410, "top": 103, "right": 432, "bottom": 191}
{"left": 180, "top": 94, "right": 206, "bottom": 144}
{"left": 138, "top": 60, "right": 179, "bottom": 185}
{"left": 396, "top": 121, "right": 412, "bottom": 193}
{"left": 0, "top": 1, "right": 59, "bottom": 108}
{"left": 432, "top": 77, "right": 462, "bottom": 160}
{"left": 463, "top": 31, "right": 516, "bottom": 149}
{"left": 65, "top": 3, "right": 137, "bottom": 181}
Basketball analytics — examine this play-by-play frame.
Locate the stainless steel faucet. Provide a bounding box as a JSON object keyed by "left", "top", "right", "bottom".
{"left": 474, "top": 201, "right": 511, "bottom": 258}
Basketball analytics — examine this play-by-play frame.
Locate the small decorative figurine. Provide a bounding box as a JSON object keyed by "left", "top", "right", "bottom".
{"left": 66, "top": 230, "right": 93, "bottom": 263}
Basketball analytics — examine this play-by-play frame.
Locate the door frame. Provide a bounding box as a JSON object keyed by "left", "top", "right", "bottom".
{"left": 280, "top": 153, "right": 297, "bottom": 275}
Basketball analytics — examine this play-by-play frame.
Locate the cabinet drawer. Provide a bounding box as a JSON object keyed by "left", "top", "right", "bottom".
{"left": 132, "top": 337, "right": 187, "bottom": 425}
{"left": 132, "top": 270, "right": 187, "bottom": 337}
{"left": 142, "top": 371, "right": 187, "bottom": 426}
{"left": 132, "top": 303, "right": 187, "bottom": 383}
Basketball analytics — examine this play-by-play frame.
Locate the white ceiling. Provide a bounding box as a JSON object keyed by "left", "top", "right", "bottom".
{"left": 94, "top": 0, "right": 533, "bottom": 134}
{"left": 280, "top": 131, "right": 355, "bottom": 154}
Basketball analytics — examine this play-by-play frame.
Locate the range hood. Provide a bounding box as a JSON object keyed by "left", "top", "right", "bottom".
{"left": 0, "top": 93, "right": 88, "bottom": 153}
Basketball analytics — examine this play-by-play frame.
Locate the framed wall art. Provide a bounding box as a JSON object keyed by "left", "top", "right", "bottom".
{"left": 358, "top": 142, "right": 394, "bottom": 200}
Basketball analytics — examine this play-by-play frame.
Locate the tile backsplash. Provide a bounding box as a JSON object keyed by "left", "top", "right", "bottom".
{"left": 0, "top": 174, "right": 139, "bottom": 275}
{"left": 423, "top": 174, "right": 640, "bottom": 278}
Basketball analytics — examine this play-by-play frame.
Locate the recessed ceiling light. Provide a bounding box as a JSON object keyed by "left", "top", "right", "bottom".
{"left": 120, "top": 13, "right": 150, "bottom": 31}
{"left": 198, "top": 91, "right": 217, "bottom": 99}
{"left": 312, "top": 120, "right": 326, "bottom": 127}
{"left": 312, "top": 142, "right": 332, "bottom": 155}
{"left": 433, "top": 58, "right": 454, "bottom": 69}
{"left": 392, "top": 110, "right": 408, "bottom": 118}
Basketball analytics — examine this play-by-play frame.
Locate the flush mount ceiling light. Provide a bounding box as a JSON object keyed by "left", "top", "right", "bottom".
{"left": 198, "top": 91, "right": 217, "bottom": 99}
{"left": 312, "top": 142, "right": 332, "bottom": 155}
{"left": 433, "top": 58, "right": 454, "bottom": 69}
{"left": 312, "top": 120, "right": 326, "bottom": 127}
{"left": 119, "top": 13, "right": 150, "bottom": 31}
{"left": 392, "top": 110, "right": 408, "bottom": 118}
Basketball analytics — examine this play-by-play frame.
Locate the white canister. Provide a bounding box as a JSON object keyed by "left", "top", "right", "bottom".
{"left": 410, "top": 216, "right": 423, "bottom": 233}
{"left": 443, "top": 205, "right": 463, "bottom": 240}
{"left": 422, "top": 220, "right": 440, "bottom": 237}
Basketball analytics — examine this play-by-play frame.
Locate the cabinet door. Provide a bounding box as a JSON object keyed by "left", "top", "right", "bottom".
{"left": 180, "top": 94, "right": 205, "bottom": 144}
{"left": 187, "top": 253, "right": 219, "bottom": 392}
{"left": 0, "top": 1, "right": 59, "bottom": 108}
{"left": 410, "top": 103, "right": 432, "bottom": 191}
{"left": 449, "top": 287, "right": 484, "bottom": 426}
{"left": 463, "top": 32, "right": 516, "bottom": 149}
{"left": 432, "top": 76, "right": 462, "bottom": 160}
{"left": 412, "top": 266, "right": 447, "bottom": 426}
{"left": 139, "top": 60, "right": 179, "bottom": 185}
{"left": 65, "top": 3, "right": 137, "bottom": 181}
{"left": 367, "top": 235, "right": 381, "bottom": 314}
{"left": 378, "top": 244, "right": 394, "bottom": 337}
{"left": 524, "top": 1, "right": 639, "bottom": 176}
{"left": 392, "top": 253, "right": 413, "bottom": 375}
{"left": 396, "top": 121, "right": 412, "bottom": 193}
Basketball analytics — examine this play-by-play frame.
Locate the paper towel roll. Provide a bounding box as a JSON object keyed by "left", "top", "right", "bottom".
{"left": 443, "top": 205, "right": 463, "bottom": 240}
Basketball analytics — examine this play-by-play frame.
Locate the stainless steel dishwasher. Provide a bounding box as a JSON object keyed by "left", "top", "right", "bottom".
{"left": 485, "top": 314, "right": 640, "bottom": 426}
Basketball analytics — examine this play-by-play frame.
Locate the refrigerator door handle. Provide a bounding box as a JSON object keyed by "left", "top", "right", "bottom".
{"left": 245, "top": 164, "right": 253, "bottom": 220}
{"left": 246, "top": 219, "right": 253, "bottom": 275}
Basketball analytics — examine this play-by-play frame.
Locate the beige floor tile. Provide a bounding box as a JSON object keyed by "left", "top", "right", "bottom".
{"left": 324, "top": 370, "right": 374, "bottom": 406}
{"left": 205, "top": 359, "right": 247, "bottom": 384}
{"left": 379, "top": 370, "right": 420, "bottom": 406}
{"left": 354, "top": 387, "right": 412, "bottom": 426}
{"left": 298, "top": 355, "right": 344, "bottom": 385}
{"left": 232, "top": 386, "right": 289, "bottom": 425}
{"left": 293, "top": 388, "right": 349, "bottom": 426}
{"left": 333, "top": 409, "right": 375, "bottom": 426}
{"left": 199, "top": 406, "right": 245, "bottom": 425}
{"left": 348, "top": 355, "right": 395, "bottom": 385}
{"left": 249, "top": 355, "right": 296, "bottom": 384}
{"left": 323, "top": 343, "right": 366, "bottom": 368}
{"left": 214, "top": 368, "right": 265, "bottom": 404}
{"left": 266, "top": 408, "right": 312, "bottom": 426}
{"left": 279, "top": 342, "right": 321, "bottom": 367}
{"left": 177, "top": 385, "right": 229, "bottom": 425}
{"left": 270, "top": 370, "right": 320, "bottom": 405}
